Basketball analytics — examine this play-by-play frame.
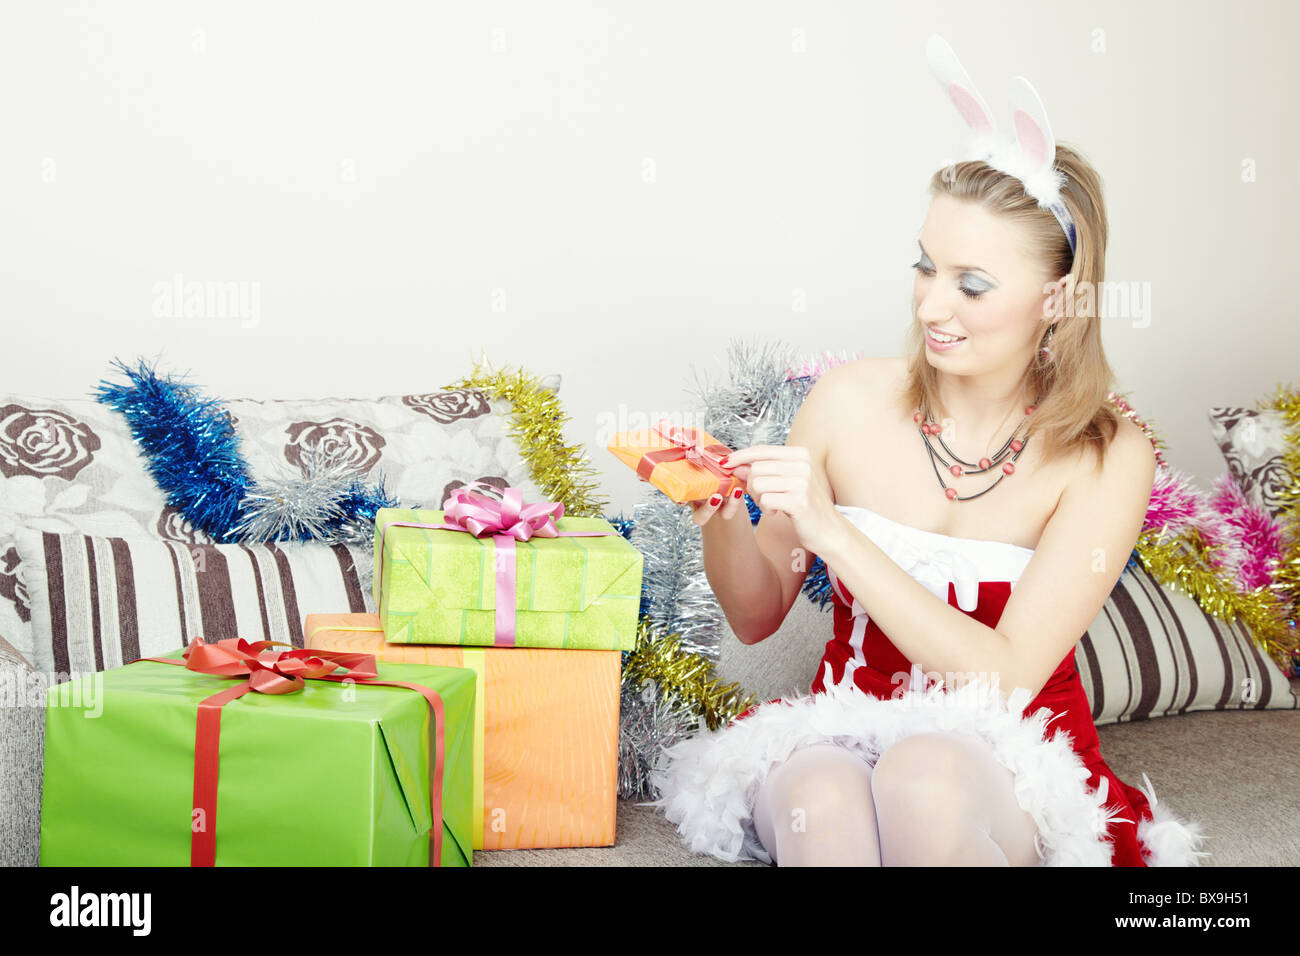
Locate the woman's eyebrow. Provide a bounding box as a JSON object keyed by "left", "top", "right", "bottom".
{"left": 917, "top": 241, "right": 999, "bottom": 283}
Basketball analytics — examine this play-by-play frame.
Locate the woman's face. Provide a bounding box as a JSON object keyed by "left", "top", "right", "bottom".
{"left": 912, "top": 194, "right": 1062, "bottom": 372}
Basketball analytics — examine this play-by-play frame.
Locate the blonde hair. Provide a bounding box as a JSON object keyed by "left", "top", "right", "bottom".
{"left": 899, "top": 142, "right": 1121, "bottom": 474}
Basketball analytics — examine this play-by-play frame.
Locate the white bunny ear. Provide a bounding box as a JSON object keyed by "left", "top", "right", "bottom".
{"left": 926, "top": 34, "right": 998, "bottom": 145}
{"left": 1007, "top": 75, "right": 1056, "bottom": 170}
{"left": 1006, "top": 75, "right": 1068, "bottom": 206}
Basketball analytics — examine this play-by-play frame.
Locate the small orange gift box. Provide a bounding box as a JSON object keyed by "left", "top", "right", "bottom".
{"left": 606, "top": 418, "right": 744, "bottom": 503}
{"left": 305, "top": 612, "right": 620, "bottom": 851}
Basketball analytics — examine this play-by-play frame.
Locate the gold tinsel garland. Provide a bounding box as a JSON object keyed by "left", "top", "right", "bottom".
{"left": 1261, "top": 384, "right": 1300, "bottom": 670}
{"left": 1133, "top": 527, "right": 1297, "bottom": 668}
{"left": 1109, "top": 389, "right": 1300, "bottom": 673}
{"left": 445, "top": 358, "right": 610, "bottom": 518}
{"left": 622, "top": 616, "right": 759, "bottom": 731}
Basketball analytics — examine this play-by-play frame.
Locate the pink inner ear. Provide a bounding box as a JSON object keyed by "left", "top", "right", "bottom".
{"left": 1013, "top": 109, "right": 1049, "bottom": 165}
{"left": 948, "top": 83, "right": 992, "bottom": 133}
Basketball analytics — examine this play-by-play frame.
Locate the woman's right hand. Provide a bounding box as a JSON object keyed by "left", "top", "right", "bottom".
{"left": 689, "top": 485, "right": 748, "bottom": 526}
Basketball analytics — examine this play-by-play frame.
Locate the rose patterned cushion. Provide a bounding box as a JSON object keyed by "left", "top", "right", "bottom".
{"left": 1208, "top": 405, "right": 1296, "bottom": 519}
{"left": 221, "top": 388, "right": 549, "bottom": 512}
{"left": 0, "top": 381, "right": 558, "bottom": 672}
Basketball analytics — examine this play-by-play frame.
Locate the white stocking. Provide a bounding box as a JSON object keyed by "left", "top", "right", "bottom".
{"left": 869, "top": 731, "right": 1042, "bottom": 866}
{"left": 752, "top": 743, "right": 882, "bottom": 866}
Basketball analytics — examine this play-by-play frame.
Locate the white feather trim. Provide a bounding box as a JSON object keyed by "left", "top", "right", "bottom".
{"left": 961, "top": 129, "right": 1068, "bottom": 208}
{"left": 641, "top": 663, "right": 1205, "bottom": 866}
{"left": 1134, "top": 772, "right": 1212, "bottom": 866}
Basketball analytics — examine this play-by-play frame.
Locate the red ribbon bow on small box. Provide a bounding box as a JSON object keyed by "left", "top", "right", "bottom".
{"left": 635, "top": 419, "right": 740, "bottom": 496}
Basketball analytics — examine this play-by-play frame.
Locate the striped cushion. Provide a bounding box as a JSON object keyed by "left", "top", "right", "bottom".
{"left": 1076, "top": 560, "right": 1298, "bottom": 725}
{"left": 13, "top": 528, "right": 371, "bottom": 680}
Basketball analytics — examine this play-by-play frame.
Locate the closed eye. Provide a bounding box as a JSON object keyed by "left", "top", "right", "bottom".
{"left": 911, "top": 261, "right": 985, "bottom": 299}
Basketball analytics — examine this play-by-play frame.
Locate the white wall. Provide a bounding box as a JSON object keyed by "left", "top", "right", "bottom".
{"left": 2, "top": 0, "right": 1295, "bottom": 515}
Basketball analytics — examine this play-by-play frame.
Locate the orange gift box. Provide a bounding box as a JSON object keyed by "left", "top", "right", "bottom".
{"left": 606, "top": 418, "right": 744, "bottom": 503}
{"left": 305, "top": 612, "right": 620, "bottom": 851}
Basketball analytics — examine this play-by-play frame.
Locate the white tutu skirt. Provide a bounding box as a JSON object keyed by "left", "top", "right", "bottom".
{"left": 642, "top": 663, "right": 1209, "bottom": 866}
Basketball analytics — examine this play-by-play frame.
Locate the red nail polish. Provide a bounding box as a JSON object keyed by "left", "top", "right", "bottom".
{"left": 709, "top": 494, "right": 721, "bottom": 506}
{"left": 732, "top": 487, "right": 743, "bottom": 498}
{"left": 719, "top": 456, "right": 730, "bottom": 466}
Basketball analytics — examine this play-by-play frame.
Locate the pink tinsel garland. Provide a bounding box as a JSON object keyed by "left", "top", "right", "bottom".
{"left": 1144, "top": 467, "right": 1287, "bottom": 593}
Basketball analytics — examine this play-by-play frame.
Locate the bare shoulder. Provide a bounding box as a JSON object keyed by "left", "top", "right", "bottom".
{"left": 804, "top": 355, "right": 904, "bottom": 403}
{"left": 785, "top": 356, "right": 909, "bottom": 463}
{"left": 1109, "top": 415, "right": 1159, "bottom": 483}
{"left": 788, "top": 355, "right": 905, "bottom": 445}
{"left": 1065, "top": 411, "right": 1158, "bottom": 494}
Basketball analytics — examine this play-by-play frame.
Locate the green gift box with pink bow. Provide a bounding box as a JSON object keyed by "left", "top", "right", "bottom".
{"left": 372, "top": 485, "right": 643, "bottom": 650}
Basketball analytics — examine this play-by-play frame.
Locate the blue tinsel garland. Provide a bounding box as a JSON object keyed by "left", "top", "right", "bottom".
{"left": 94, "top": 356, "right": 395, "bottom": 544}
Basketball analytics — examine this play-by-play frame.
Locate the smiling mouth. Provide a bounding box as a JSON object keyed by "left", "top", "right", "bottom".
{"left": 927, "top": 329, "right": 966, "bottom": 343}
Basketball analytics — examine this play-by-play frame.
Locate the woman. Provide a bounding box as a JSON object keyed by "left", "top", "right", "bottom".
{"left": 645, "top": 145, "right": 1208, "bottom": 867}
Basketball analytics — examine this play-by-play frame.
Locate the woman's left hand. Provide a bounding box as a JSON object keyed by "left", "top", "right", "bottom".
{"left": 721, "top": 445, "right": 846, "bottom": 558}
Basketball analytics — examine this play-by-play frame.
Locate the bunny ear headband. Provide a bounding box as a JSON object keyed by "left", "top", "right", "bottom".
{"left": 926, "top": 33, "right": 1077, "bottom": 257}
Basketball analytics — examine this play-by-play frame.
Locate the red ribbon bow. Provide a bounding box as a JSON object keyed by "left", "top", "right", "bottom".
{"left": 180, "top": 637, "right": 379, "bottom": 694}
{"left": 634, "top": 419, "right": 739, "bottom": 495}
{"left": 143, "top": 636, "right": 449, "bottom": 867}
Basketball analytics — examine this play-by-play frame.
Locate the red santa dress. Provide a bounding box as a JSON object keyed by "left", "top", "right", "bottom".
{"left": 645, "top": 504, "right": 1209, "bottom": 866}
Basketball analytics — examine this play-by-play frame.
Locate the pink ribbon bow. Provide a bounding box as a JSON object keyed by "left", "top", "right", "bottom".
{"left": 441, "top": 483, "right": 564, "bottom": 541}
{"left": 377, "top": 481, "right": 617, "bottom": 646}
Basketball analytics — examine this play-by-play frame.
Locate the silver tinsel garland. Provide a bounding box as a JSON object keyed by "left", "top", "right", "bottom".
{"left": 617, "top": 679, "right": 702, "bottom": 801}
{"left": 230, "top": 445, "right": 395, "bottom": 547}
{"left": 629, "top": 495, "right": 723, "bottom": 663}
{"left": 689, "top": 338, "right": 813, "bottom": 453}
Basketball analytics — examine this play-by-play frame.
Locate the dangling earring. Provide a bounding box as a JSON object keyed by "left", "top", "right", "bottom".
{"left": 1039, "top": 323, "right": 1057, "bottom": 362}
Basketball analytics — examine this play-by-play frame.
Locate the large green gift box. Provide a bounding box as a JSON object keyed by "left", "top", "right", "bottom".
{"left": 40, "top": 651, "right": 477, "bottom": 866}
{"left": 374, "top": 506, "right": 643, "bottom": 650}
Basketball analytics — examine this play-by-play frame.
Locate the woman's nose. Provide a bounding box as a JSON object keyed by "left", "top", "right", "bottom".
{"left": 915, "top": 291, "right": 954, "bottom": 323}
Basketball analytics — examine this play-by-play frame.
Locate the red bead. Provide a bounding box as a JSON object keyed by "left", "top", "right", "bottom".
{"left": 1025, "top": 404, "right": 1037, "bottom": 415}
{"left": 949, "top": 464, "right": 962, "bottom": 477}
{"left": 978, "top": 457, "right": 991, "bottom": 470}
{"left": 913, "top": 411, "right": 923, "bottom": 423}
{"left": 945, "top": 488, "right": 958, "bottom": 500}
{"left": 1002, "top": 462, "right": 1015, "bottom": 475}
{"left": 1010, "top": 439, "right": 1023, "bottom": 452}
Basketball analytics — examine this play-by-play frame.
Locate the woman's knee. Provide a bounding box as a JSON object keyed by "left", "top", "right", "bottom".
{"left": 762, "top": 744, "right": 875, "bottom": 830}
{"left": 871, "top": 732, "right": 1040, "bottom": 865}
{"left": 872, "top": 733, "right": 975, "bottom": 805}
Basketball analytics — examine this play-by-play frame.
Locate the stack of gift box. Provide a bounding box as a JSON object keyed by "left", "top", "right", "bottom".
{"left": 39, "top": 420, "right": 738, "bottom": 867}
{"left": 305, "top": 491, "right": 644, "bottom": 859}
{"left": 40, "top": 482, "right": 644, "bottom": 867}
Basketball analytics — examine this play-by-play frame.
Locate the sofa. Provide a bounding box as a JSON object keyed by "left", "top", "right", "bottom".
{"left": 6, "top": 593, "right": 1298, "bottom": 867}
{"left": 2, "top": 367, "right": 1297, "bottom": 867}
